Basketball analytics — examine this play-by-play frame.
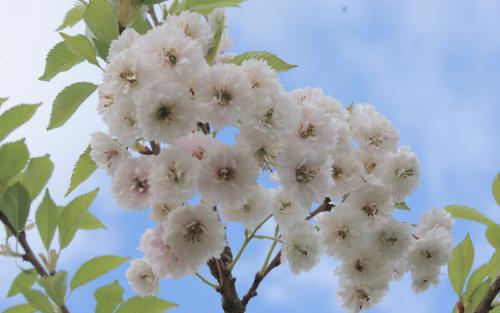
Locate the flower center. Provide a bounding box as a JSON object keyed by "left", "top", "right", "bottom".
{"left": 421, "top": 249, "right": 433, "bottom": 259}
{"left": 215, "top": 88, "right": 232, "bottom": 107}
{"left": 293, "top": 243, "right": 308, "bottom": 256}
{"left": 395, "top": 168, "right": 414, "bottom": 178}
{"left": 167, "top": 166, "right": 185, "bottom": 184}
{"left": 354, "top": 259, "right": 366, "bottom": 272}
{"left": 261, "top": 108, "right": 274, "bottom": 126}
{"left": 162, "top": 48, "right": 177, "bottom": 66}
{"left": 131, "top": 176, "right": 149, "bottom": 194}
{"left": 337, "top": 226, "right": 349, "bottom": 240}
{"left": 356, "top": 288, "right": 370, "bottom": 307}
{"left": 331, "top": 165, "right": 343, "bottom": 180}
{"left": 119, "top": 68, "right": 136, "bottom": 84}
{"left": 279, "top": 201, "right": 292, "bottom": 212}
{"left": 157, "top": 105, "right": 172, "bottom": 121}
{"left": 217, "top": 167, "right": 236, "bottom": 181}
{"left": 295, "top": 165, "right": 319, "bottom": 184}
{"left": 367, "top": 132, "right": 387, "bottom": 147}
{"left": 184, "top": 221, "right": 203, "bottom": 242}
{"left": 299, "top": 123, "right": 316, "bottom": 139}
{"left": 380, "top": 232, "right": 398, "bottom": 246}
{"left": 361, "top": 202, "right": 378, "bottom": 217}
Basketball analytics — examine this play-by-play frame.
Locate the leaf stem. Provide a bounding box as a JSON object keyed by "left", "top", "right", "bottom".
{"left": 228, "top": 214, "right": 272, "bottom": 271}
{"left": 195, "top": 272, "right": 219, "bottom": 290}
{"left": 260, "top": 226, "right": 280, "bottom": 275}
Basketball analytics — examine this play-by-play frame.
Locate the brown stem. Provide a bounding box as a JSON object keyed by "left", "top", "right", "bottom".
{"left": 207, "top": 247, "right": 245, "bottom": 313}
{"left": 474, "top": 274, "right": 500, "bottom": 313}
{"left": 456, "top": 300, "right": 465, "bottom": 313}
{"left": 0, "top": 211, "right": 70, "bottom": 313}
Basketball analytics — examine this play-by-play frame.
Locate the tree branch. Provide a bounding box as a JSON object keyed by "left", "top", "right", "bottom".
{"left": 241, "top": 198, "right": 333, "bottom": 308}
{"left": 474, "top": 274, "right": 500, "bottom": 313}
{"left": 0, "top": 211, "right": 70, "bottom": 313}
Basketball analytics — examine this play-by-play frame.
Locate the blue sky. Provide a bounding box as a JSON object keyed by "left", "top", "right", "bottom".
{"left": 1, "top": 0, "right": 500, "bottom": 312}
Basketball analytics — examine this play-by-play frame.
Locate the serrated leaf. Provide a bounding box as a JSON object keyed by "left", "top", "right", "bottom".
{"left": 79, "top": 211, "right": 106, "bottom": 230}
{"left": 395, "top": 202, "right": 410, "bottom": 211}
{"left": 448, "top": 233, "right": 474, "bottom": 295}
{"left": 464, "top": 253, "right": 500, "bottom": 299}
{"left": 8, "top": 269, "right": 38, "bottom": 297}
{"left": 19, "top": 155, "right": 54, "bottom": 200}
{"left": 94, "top": 280, "right": 124, "bottom": 313}
{"left": 70, "top": 255, "right": 128, "bottom": 291}
{"left": 66, "top": 145, "right": 97, "bottom": 196}
{"left": 3, "top": 304, "right": 36, "bottom": 313}
{"left": 60, "top": 33, "right": 99, "bottom": 66}
{"left": 184, "top": 0, "right": 243, "bottom": 15}
{"left": 486, "top": 223, "right": 500, "bottom": 250}
{"left": 56, "top": 4, "right": 86, "bottom": 31}
{"left": 0, "top": 140, "right": 29, "bottom": 190}
{"left": 205, "top": 14, "right": 224, "bottom": 65}
{"left": 1, "top": 183, "right": 31, "bottom": 233}
{"left": 493, "top": 173, "right": 500, "bottom": 206}
{"left": 231, "top": 51, "right": 297, "bottom": 72}
{"left": 37, "top": 271, "right": 67, "bottom": 306}
{"left": 0, "top": 103, "right": 41, "bottom": 142}
{"left": 48, "top": 82, "right": 97, "bottom": 130}
{"left": 58, "top": 188, "right": 99, "bottom": 249}
{"left": 84, "top": 0, "right": 119, "bottom": 47}
{"left": 36, "top": 190, "right": 58, "bottom": 250}
{"left": 445, "top": 205, "right": 494, "bottom": 226}
{"left": 115, "top": 296, "right": 177, "bottom": 313}
{"left": 39, "top": 42, "right": 84, "bottom": 81}
{"left": 19, "top": 289, "right": 52, "bottom": 313}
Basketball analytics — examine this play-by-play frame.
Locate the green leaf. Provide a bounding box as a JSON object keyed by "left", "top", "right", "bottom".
{"left": 84, "top": 0, "right": 119, "bottom": 46}
{"left": 19, "top": 289, "right": 52, "bottom": 313}
{"left": 94, "top": 280, "right": 124, "bottom": 313}
{"left": 115, "top": 296, "right": 177, "bottom": 313}
{"left": 1, "top": 183, "right": 32, "bottom": 233}
{"left": 79, "top": 211, "right": 106, "bottom": 230}
{"left": 205, "top": 14, "right": 224, "bottom": 65}
{"left": 37, "top": 271, "right": 67, "bottom": 306}
{"left": 0, "top": 97, "right": 8, "bottom": 107}
{"left": 58, "top": 188, "right": 99, "bottom": 249}
{"left": 48, "top": 82, "right": 97, "bottom": 130}
{"left": 60, "top": 33, "right": 99, "bottom": 66}
{"left": 486, "top": 223, "right": 500, "bottom": 250}
{"left": 8, "top": 269, "right": 38, "bottom": 297}
{"left": 466, "top": 277, "right": 491, "bottom": 313}
{"left": 183, "top": 0, "right": 243, "bottom": 15}
{"left": 70, "top": 255, "right": 128, "bottom": 291}
{"left": 444, "top": 205, "right": 494, "bottom": 226}
{"left": 231, "top": 51, "right": 297, "bottom": 72}
{"left": 93, "top": 38, "right": 111, "bottom": 61}
{"left": 0, "top": 103, "right": 41, "bottom": 142}
{"left": 39, "top": 42, "right": 85, "bottom": 81}
{"left": 464, "top": 253, "right": 500, "bottom": 299}
{"left": 395, "top": 202, "right": 410, "bottom": 211}
{"left": 448, "top": 233, "right": 474, "bottom": 295}
{"left": 36, "top": 190, "right": 59, "bottom": 250}
{"left": 493, "top": 173, "right": 500, "bottom": 206}
{"left": 3, "top": 304, "right": 36, "bottom": 313}
{"left": 131, "top": 9, "right": 151, "bottom": 35}
{"left": 143, "top": 0, "right": 167, "bottom": 4}
{"left": 66, "top": 145, "right": 97, "bottom": 196}
{"left": 19, "top": 155, "right": 54, "bottom": 200}
{"left": 56, "top": 4, "right": 86, "bottom": 31}
{"left": 0, "top": 140, "right": 29, "bottom": 190}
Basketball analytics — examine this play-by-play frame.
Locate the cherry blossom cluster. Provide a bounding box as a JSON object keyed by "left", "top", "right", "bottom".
{"left": 90, "top": 9, "right": 453, "bottom": 312}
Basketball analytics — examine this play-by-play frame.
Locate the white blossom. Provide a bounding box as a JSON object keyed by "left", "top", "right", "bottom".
{"left": 269, "top": 189, "right": 308, "bottom": 229}
{"left": 219, "top": 186, "right": 271, "bottom": 229}
{"left": 162, "top": 204, "right": 226, "bottom": 268}
{"left": 337, "top": 279, "right": 389, "bottom": 313}
{"left": 416, "top": 208, "right": 454, "bottom": 236}
{"left": 197, "top": 144, "right": 258, "bottom": 206}
{"left": 126, "top": 259, "right": 159, "bottom": 296}
{"left": 90, "top": 132, "right": 129, "bottom": 174}
{"left": 281, "top": 221, "right": 321, "bottom": 274}
{"left": 111, "top": 157, "right": 152, "bottom": 210}
{"left": 164, "top": 11, "right": 214, "bottom": 52}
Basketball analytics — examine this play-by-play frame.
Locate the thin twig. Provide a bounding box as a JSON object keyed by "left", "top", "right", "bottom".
{"left": 147, "top": 5, "right": 160, "bottom": 27}
{"left": 0, "top": 211, "right": 71, "bottom": 313}
{"left": 474, "top": 274, "right": 500, "bottom": 313}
